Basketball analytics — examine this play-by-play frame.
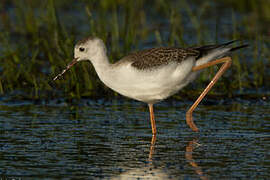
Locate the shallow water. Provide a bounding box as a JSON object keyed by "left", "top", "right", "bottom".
{"left": 0, "top": 98, "right": 269, "bottom": 179}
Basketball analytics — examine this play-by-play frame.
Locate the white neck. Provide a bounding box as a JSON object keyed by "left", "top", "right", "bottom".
{"left": 89, "top": 50, "right": 113, "bottom": 87}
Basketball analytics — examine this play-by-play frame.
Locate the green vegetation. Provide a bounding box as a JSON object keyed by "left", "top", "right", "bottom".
{"left": 0, "top": 0, "right": 269, "bottom": 100}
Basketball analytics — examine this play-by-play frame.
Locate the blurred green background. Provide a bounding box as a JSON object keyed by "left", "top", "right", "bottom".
{"left": 0, "top": 0, "right": 269, "bottom": 101}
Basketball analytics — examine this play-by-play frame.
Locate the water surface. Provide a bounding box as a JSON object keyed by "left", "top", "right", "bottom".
{"left": 0, "top": 98, "right": 269, "bottom": 179}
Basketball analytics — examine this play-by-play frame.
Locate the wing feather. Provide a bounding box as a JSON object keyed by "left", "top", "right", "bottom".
{"left": 126, "top": 47, "right": 199, "bottom": 70}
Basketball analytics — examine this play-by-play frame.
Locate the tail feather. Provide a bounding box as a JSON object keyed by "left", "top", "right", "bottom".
{"left": 192, "top": 40, "right": 248, "bottom": 60}
{"left": 190, "top": 40, "right": 237, "bottom": 52}
{"left": 230, "top": 44, "right": 249, "bottom": 52}
{"left": 192, "top": 40, "right": 249, "bottom": 66}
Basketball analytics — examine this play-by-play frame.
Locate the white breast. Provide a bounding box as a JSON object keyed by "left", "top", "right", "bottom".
{"left": 100, "top": 57, "right": 196, "bottom": 103}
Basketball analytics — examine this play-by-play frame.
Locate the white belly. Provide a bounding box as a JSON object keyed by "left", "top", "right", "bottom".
{"left": 100, "top": 57, "right": 196, "bottom": 104}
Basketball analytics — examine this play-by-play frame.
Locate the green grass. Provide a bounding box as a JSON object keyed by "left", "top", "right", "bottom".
{"left": 0, "top": 0, "right": 269, "bottom": 100}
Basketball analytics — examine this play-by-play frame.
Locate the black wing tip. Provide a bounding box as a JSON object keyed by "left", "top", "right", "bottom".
{"left": 219, "top": 40, "right": 249, "bottom": 52}
{"left": 230, "top": 44, "right": 249, "bottom": 51}
{"left": 217, "top": 39, "right": 250, "bottom": 48}
{"left": 223, "top": 39, "right": 239, "bottom": 45}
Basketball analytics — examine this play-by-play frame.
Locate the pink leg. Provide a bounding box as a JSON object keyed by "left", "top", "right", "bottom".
{"left": 186, "top": 57, "right": 232, "bottom": 132}
{"left": 148, "top": 103, "right": 157, "bottom": 135}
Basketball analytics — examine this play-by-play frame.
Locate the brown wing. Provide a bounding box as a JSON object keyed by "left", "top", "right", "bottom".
{"left": 127, "top": 47, "right": 199, "bottom": 70}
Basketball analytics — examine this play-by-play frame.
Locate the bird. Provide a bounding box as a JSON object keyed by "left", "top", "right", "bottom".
{"left": 53, "top": 36, "right": 248, "bottom": 135}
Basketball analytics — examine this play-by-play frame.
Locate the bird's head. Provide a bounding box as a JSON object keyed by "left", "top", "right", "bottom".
{"left": 74, "top": 36, "right": 106, "bottom": 62}
{"left": 53, "top": 36, "right": 106, "bottom": 81}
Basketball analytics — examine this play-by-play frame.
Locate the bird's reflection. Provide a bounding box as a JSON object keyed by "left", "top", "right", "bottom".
{"left": 114, "top": 136, "right": 208, "bottom": 179}
{"left": 185, "top": 139, "right": 208, "bottom": 180}
{"left": 148, "top": 136, "right": 208, "bottom": 180}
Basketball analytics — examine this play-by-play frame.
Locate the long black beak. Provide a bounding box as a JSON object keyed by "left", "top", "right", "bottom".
{"left": 53, "top": 58, "right": 79, "bottom": 81}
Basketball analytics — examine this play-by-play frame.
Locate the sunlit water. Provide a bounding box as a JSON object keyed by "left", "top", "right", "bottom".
{"left": 0, "top": 98, "right": 269, "bottom": 179}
